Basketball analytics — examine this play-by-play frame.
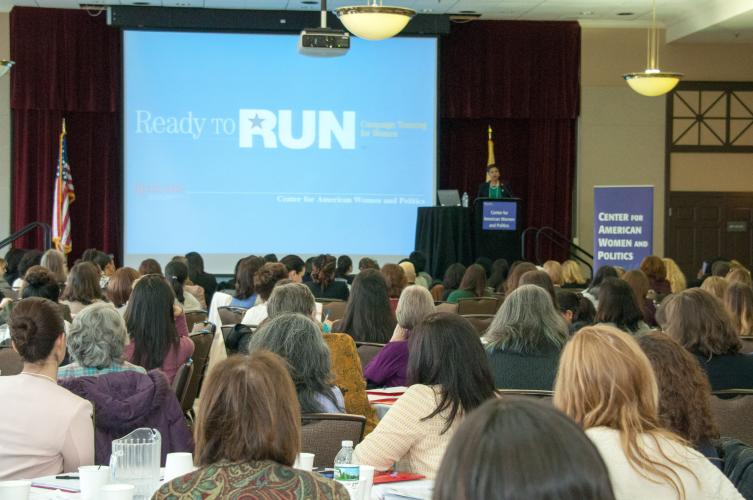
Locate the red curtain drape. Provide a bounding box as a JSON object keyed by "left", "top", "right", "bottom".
{"left": 10, "top": 7, "right": 121, "bottom": 262}
{"left": 439, "top": 21, "right": 580, "bottom": 260}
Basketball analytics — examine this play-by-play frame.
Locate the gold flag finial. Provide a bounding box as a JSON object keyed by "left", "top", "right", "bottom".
{"left": 488, "top": 125, "right": 492, "bottom": 140}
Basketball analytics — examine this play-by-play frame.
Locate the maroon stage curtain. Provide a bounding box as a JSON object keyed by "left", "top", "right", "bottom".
{"left": 440, "top": 21, "right": 580, "bottom": 261}
{"left": 10, "top": 7, "right": 121, "bottom": 262}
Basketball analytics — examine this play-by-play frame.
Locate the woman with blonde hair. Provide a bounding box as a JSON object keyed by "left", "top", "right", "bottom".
{"left": 542, "top": 260, "right": 563, "bottom": 287}
{"left": 724, "top": 282, "right": 753, "bottom": 338}
{"left": 726, "top": 268, "right": 753, "bottom": 288}
{"left": 561, "top": 260, "right": 587, "bottom": 288}
{"left": 663, "top": 257, "right": 687, "bottom": 294}
{"left": 554, "top": 325, "right": 741, "bottom": 500}
{"left": 701, "top": 276, "right": 728, "bottom": 301}
{"left": 41, "top": 249, "right": 68, "bottom": 285}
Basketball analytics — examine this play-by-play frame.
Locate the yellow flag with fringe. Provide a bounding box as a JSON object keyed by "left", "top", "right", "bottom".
{"left": 486, "top": 125, "right": 495, "bottom": 181}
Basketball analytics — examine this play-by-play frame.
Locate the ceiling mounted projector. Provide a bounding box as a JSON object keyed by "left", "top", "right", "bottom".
{"left": 299, "top": 0, "right": 350, "bottom": 57}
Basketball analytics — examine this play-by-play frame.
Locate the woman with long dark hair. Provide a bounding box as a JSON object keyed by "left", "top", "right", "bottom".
{"left": 60, "top": 261, "right": 105, "bottom": 317}
{"left": 434, "top": 399, "right": 615, "bottom": 500}
{"left": 440, "top": 263, "right": 466, "bottom": 300}
{"left": 353, "top": 312, "right": 496, "bottom": 478}
{"left": 582, "top": 265, "right": 617, "bottom": 308}
{"left": 446, "top": 264, "right": 490, "bottom": 304}
{"left": 306, "top": 254, "right": 349, "bottom": 300}
{"left": 124, "top": 274, "right": 194, "bottom": 383}
{"left": 185, "top": 251, "right": 217, "bottom": 305}
{"left": 231, "top": 256, "right": 265, "bottom": 308}
{"left": 595, "top": 278, "right": 651, "bottom": 336}
{"left": 332, "top": 269, "right": 396, "bottom": 343}
{"left": 164, "top": 260, "right": 202, "bottom": 313}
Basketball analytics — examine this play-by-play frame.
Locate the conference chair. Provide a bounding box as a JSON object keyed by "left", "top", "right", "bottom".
{"left": 0, "top": 347, "right": 23, "bottom": 376}
{"left": 171, "top": 359, "right": 194, "bottom": 405}
{"left": 316, "top": 298, "right": 345, "bottom": 304}
{"left": 435, "top": 302, "right": 458, "bottom": 314}
{"left": 711, "top": 389, "right": 753, "bottom": 445}
{"left": 182, "top": 329, "right": 216, "bottom": 420}
{"left": 461, "top": 314, "right": 495, "bottom": 335}
{"left": 496, "top": 389, "right": 554, "bottom": 404}
{"left": 217, "top": 306, "right": 247, "bottom": 326}
{"left": 355, "top": 342, "right": 385, "bottom": 369}
{"left": 184, "top": 309, "right": 208, "bottom": 332}
{"left": 321, "top": 301, "right": 347, "bottom": 323}
{"left": 456, "top": 297, "right": 500, "bottom": 315}
{"left": 301, "top": 413, "right": 367, "bottom": 468}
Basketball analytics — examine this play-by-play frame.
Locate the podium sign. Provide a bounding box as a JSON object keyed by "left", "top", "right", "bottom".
{"left": 482, "top": 201, "right": 517, "bottom": 231}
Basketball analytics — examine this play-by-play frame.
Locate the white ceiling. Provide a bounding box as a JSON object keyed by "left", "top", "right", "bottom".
{"left": 3, "top": 0, "right": 753, "bottom": 43}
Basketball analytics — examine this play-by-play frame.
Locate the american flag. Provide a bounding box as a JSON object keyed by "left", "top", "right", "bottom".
{"left": 52, "top": 119, "right": 75, "bottom": 254}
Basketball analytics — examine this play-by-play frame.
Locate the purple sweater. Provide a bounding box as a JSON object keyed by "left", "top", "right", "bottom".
{"left": 363, "top": 341, "right": 409, "bottom": 387}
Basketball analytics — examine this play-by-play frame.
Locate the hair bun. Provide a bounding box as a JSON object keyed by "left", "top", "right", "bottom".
{"left": 10, "top": 315, "right": 37, "bottom": 340}
{"left": 24, "top": 267, "right": 53, "bottom": 287}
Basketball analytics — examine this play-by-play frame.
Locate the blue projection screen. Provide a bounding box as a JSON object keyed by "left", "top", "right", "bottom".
{"left": 123, "top": 30, "right": 437, "bottom": 272}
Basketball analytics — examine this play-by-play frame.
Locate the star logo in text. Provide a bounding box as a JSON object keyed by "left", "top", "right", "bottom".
{"left": 248, "top": 114, "right": 265, "bottom": 129}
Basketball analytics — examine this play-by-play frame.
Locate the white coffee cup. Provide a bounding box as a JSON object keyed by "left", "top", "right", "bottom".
{"left": 293, "top": 452, "right": 315, "bottom": 472}
{"left": 358, "top": 465, "right": 375, "bottom": 500}
{"left": 0, "top": 480, "right": 31, "bottom": 500}
{"left": 79, "top": 465, "right": 110, "bottom": 500}
{"left": 100, "top": 483, "right": 135, "bottom": 500}
{"left": 164, "top": 452, "right": 194, "bottom": 481}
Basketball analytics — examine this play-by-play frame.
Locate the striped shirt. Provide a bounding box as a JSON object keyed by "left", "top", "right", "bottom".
{"left": 58, "top": 361, "right": 146, "bottom": 380}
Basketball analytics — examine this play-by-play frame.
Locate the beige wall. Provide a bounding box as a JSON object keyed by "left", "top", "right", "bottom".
{"left": 0, "top": 12, "right": 9, "bottom": 240}
{"left": 577, "top": 27, "right": 753, "bottom": 258}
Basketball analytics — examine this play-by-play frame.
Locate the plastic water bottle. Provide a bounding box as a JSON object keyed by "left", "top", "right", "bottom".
{"left": 461, "top": 192, "right": 469, "bottom": 207}
{"left": 334, "top": 440, "right": 354, "bottom": 467}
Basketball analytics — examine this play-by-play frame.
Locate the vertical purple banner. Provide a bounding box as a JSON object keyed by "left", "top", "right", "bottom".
{"left": 593, "top": 186, "right": 653, "bottom": 271}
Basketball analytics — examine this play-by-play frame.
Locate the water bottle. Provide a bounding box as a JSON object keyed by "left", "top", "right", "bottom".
{"left": 461, "top": 192, "right": 469, "bottom": 207}
{"left": 334, "top": 440, "right": 354, "bottom": 467}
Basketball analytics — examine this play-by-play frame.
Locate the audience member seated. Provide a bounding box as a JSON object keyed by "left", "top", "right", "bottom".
{"left": 153, "top": 353, "right": 348, "bottom": 499}
{"left": 556, "top": 289, "right": 595, "bottom": 333}
{"left": 124, "top": 275, "right": 194, "bottom": 383}
{"left": 21, "top": 266, "right": 71, "bottom": 321}
{"left": 518, "top": 269, "right": 558, "bottom": 307}
{"left": 725, "top": 282, "right": 753, "bottom": 338}
{"left": 440, "top": 262, "right": 465, "bottom": 300}
{"left": 185, "top": 251, "right": 217, "bottom": 306}
{"left": 58, "top": 302, "right": 146, "bottom": 379}
{"left": 332, "top": 269, "right": 396, "bottom": 344}
{"left": 40, "top": 249, "right": 68, "bottom": 287}
{"left": 106, "top": 266, "right": 140, "bottom": 312}
{"left": 353, "top": 313, "right": 496, "bottom": 478}
{"left": 561, "top": 259, "right": 588, "bottom": 289}
{"left": 336, "top": 255, "right": 353, "bottom": 283}
{"left": 399, "top": 260, "right": 418, "bottom": 286}
{"left": 484, "top": 285, "right": 568, "bottom": 390}
{"left": 727, "top": 268, "right": 753, "bottom": 288}
{"left": 307, "top": 254, "right": 349, "bottom": 301}
{"left": 487, "top": 258, "right": 509, "bottom": 293}
{"left": 542, "top": 260, "right": 564, "bottom": 287}
{"left": 582, "top": 265, "right": 617, "bottom": 308}
{"left": 701, "top": 275, "right": 729, "bottom": 301}
{"left": 503, "top": 261, "right": 537, "bottom": 296}
{"left": 169, "top": 256, "right": 206, "bottom": 309}
{"left": 248, "top": 313, "right": 345, "bottom": 413}
{"left": 241, "top": 262, "right": 288, "bottom": 326}
{"left": 0, "top": 298, "right": 94, "bottom": 479}
{"left": 409, "top": 251, "right": 432, "bottom": 288}
{"left": 266, "top": 283, "right": 378, "bottom": 434}
{"left": 91, "top": 251, "right": 116, "bottom": 289}
{"left": 658, "top": 289, "right": 753, "bottom": 390}
{"left": 0, "top": 256, "right": 12, "bottom": 299}
{"left": 594, "top": 278, "right": 651, "bottom": 336}
{"left": 554, "top": 326, "right": 742, "bottom": 500}
{"left": 433, "top": 398, "right": 616, "bottom": 500}
{"left": 638, "top": 333, "right": 722, "bottom": 469}
{"left": 138, "top": 257, "right": 162, "bottom": 276}
{"left": 364, "top": 285, "right": 435, "bottom": 387}
{"left": 231, "top": 255, "right": 265, "bottom": 308}
{"left": 622, "top": 269, "right": 657, "bottom": 327}
{"left": 60, "top": 261, "right": 105, "bottom": 317}
{"left": 663, "top": 257, "right": 687, "bottom": 294}
{"left": 381, "top": 262, "right": 407, "bottom": 300}
{"left": 4, "top": 248, "right": 27, "bottom": 286}
{"left": 280, "top": 254, "right": 305, "bottom": 283}
{"left": 359, "top": 257, "right": 380, "bottom": 272}
{"left": 12, "top": 249, "right": 42, "bottom": 293}
{"left": 640, "top": 256, "right": 673, "bottom": 297}
{"left": 165, "top": 260, "right": 203, "bottom": 313}
{"left": 446, "top": 264, "right": 491, "bottom": 304}
{"left": 60, "top": 367, "right": 192, "bottom": 465}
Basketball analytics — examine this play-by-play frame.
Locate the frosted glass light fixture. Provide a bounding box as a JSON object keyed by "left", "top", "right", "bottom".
{"left": 336, "top": 0, "right": 415, "bottom": 41}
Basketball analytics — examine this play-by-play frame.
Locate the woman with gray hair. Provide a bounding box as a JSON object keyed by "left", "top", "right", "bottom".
{"left": 484, "top": 284, "right": 568, "bottom": 390}
{"left": 363, "top": 285, "right": 435, "bottom": 387}
{"left": 247, "top": 313, "right": 345, "bottom": 414}
{"left": 58, "top": 302, "right": 146, "bottom": 379}
{"left": 267, "top": 282, "right": 317, "bottom": 319}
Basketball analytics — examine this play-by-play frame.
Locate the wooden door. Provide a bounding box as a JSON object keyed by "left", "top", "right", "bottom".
{"left": 667, "top": 192, "right": 753, "bottom": 279}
